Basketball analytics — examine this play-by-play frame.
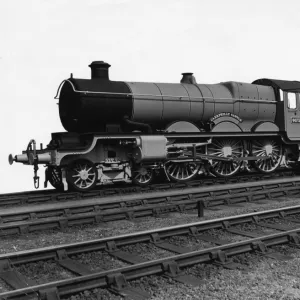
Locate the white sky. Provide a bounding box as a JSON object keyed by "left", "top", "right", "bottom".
{"left": 0, "top": 0, "right": 299, "bottom": 193}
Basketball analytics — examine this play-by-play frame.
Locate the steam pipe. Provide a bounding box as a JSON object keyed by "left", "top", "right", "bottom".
{"left": 123, "top": 116, "right": 152, "bottom": 134}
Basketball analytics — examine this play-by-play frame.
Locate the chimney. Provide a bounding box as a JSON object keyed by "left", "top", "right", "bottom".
{"left": 180, "top": 73, "right": 197, "bottom": 84}
{"left": 89, "top": 61, "right": 111, "bottom": 80}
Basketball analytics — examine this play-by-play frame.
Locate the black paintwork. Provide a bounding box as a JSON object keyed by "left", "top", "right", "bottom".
{"left": 58, "top": 62, "right": 299, "bottom": 140}
{"left": 253, "top": 78, "right": 300, "bottom": 92}
{"left": 59, "top": 78, "right": 132, "bottom": 132}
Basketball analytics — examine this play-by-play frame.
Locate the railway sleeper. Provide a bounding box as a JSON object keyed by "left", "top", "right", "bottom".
{"left": 106, "top": 273, "right": 149, "bottom": 300}
{"left": 251, "top": 241, "right": 293, "bottom": 261}
{"left": 162, "top": 260, "right": 203, "bottom": 286}
{"left": 55, "top": 249, "right": 96, "bottom": 276}
{"left": 288, "top": 233, "right": 300, "bottom": 247}
{"left": 2, "top": 207, "right": 300, "bottom": 298}
{"left": 39, "top": 288, "right": 60, "bottom": 300}
{"left": 0, "top": 259, "right": 37, "bottom": 290}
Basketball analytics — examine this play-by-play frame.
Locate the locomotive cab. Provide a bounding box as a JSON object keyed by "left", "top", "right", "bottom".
{"left": 253, "top": 78, "right": 300, "bottom": 142}
{"left": 284, "top": 91, "right": 300, "bottom": 141}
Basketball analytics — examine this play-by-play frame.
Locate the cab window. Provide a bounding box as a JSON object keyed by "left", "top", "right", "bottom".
{"left": 287, "top": 92, "right": 297, "bottom": 109}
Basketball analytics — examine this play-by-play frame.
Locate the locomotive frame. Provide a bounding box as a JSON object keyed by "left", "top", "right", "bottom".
{"left": 9, "top": 61, "right": 300, "bottom": 192}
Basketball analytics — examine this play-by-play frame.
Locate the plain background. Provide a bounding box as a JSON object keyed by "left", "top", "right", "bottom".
{"left": 1, "top": 0, "right": 299, "bottom": 193}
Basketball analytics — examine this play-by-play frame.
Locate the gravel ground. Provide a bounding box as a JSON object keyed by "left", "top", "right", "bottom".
{"left": 1, "top": 197, "right": 300, "bottom": 254}
{"left": 2, "top": 196, "right": 300, "bottom": 299}
{"left": 64, "top": 247, "right": 300, "bottom": 300}
{"left": 120, "top": 243, "right": 173, "bottom": 261}
{"left": 166, "top": 235, "right": 213, "bottom": 250}
{"left": 72, "top": 252, "right": 128, "bottom": 271}
{"left": 16, "top": 261, "right": 74, "bottom": 285}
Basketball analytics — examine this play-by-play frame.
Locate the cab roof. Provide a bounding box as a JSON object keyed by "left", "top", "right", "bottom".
{"left": 253, "top": 78, "right": 300, "bottom": 92}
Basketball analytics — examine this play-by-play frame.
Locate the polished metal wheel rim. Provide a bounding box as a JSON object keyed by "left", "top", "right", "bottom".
{"left": 252, "top": 139, "right": 282, "bottom": 172}
{"left": 133, "top": 167, "right": 153, "bottom": 184}
{"left": 207, "top": 139, "right": 243, "bottom": 176}
{"left": 166, "top": 161, "right": 200, "bottom": 181}
{"left": 71, "top": 162, "right": 97, "bottom": 190}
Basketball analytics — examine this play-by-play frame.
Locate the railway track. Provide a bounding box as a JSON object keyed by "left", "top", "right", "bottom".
{"left": 0, "top": 176, "right": 299, "bottom": 236}
{"left": 0, "top": 170, "right": 296, "bottom": 207}
{"left": 1, "top": 205, "right": 300, "bottom": 299}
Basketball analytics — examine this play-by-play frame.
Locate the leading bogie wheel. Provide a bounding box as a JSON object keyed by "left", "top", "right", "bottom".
{"left": 67, "top": 159, "right": 98, "bottom": 191}
{"left": 251, "top": 139, "right": 283, "bottom": 173}
{"left": 132, "top": 166, "right": 154, "bottom": 186}
{"left": 207, "top": 138, "right": 243, "bottom": 177}
{"left": 46, "top": 166, "right": 64, "bottom": 191}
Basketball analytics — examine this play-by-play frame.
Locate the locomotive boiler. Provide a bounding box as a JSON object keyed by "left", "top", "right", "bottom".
{"left": 9, "top": 61, "right": 300, "bottom": 192}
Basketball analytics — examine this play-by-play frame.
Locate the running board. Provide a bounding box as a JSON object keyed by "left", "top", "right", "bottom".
{"left": 168, "top": 154, "right": 269, "bottom": 162}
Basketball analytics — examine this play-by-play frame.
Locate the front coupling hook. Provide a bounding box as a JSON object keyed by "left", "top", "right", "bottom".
{"left": 33, "top": 163, "right": 40, "bottom": 189}
{"left": 27, "top": 139, "right": 39, "bottom": 189}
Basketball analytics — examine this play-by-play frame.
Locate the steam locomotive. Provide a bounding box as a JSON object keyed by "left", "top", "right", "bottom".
{"left": 9, "top": 61, "right": 300, "bottom": 192}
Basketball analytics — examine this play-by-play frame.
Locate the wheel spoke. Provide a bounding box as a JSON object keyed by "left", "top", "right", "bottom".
{"left": 133, "top": 167, "right": 153, "bottom": 185}
{"left": 74, "top": 177, "right": 81, "bottom": 184}
{"left": 252, "top": 139, "right": 282, "bottom": 173}
{"left": 166, "top": 162, "right": 200, "bottom": 182}
{"left": 69, "top": 160, "right": 97, "bottom": 191}
{"left": 207, "top": 139, "right": 242, "bottom": 177}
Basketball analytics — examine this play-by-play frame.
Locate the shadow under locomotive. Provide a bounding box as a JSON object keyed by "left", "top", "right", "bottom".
{"left": 9, "top": 61, "right": 300, "bottom": 192}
